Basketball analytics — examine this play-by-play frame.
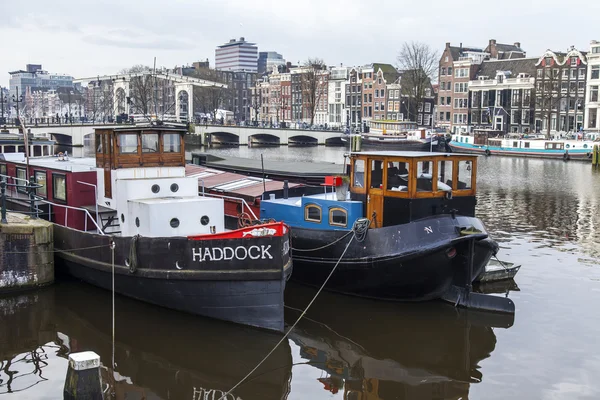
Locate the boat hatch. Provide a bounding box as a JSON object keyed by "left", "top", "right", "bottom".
{"left": 213, "top": 177, "right": 269, "bottom": 191}
{"left": 349, "top": 151, "right": 478, "bottom": 227}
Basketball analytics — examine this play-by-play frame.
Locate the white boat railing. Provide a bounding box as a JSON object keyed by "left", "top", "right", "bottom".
{"left": 202, "top": 192, "right": 258, "bottom": 220}
{"left": 35, "top": 196, "right": 105, "bottom": 235}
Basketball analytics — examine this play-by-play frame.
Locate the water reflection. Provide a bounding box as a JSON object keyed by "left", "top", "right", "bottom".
{"left": 476, "top": 157, "right": 600, "bottom": 259}
{"left": 0, "top": 282, "right": 293, "bottom": 400}
{"left": 285, "top": 283, "right": 514, "bottom": 400}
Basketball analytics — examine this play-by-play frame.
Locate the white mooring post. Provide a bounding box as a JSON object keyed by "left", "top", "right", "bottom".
{"left": 63, "top": 351, "right": 104, "bottom": 399}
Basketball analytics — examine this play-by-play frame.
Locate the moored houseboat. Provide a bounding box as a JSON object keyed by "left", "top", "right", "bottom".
{"left": 342, "top": 120, "right": 445, "bottom": 152}
{"left": 450, "top": 129, "right": 600, "bottom": 161}
{"left": 259, "top": 151, "right": 514, "bottom": 313}
{"left": 0, "top": 124, "right": 292, "bottom": 332}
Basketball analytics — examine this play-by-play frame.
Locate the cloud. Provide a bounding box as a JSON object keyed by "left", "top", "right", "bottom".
{"left": 83, "top": 34, "right": 193, "bottom": 50}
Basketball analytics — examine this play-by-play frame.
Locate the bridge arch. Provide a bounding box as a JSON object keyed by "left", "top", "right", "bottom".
{"left": 288, "top": 135, "right": 318, "bottom": 146}
{"left": 208, "top": 131, "right": 240, "bottom": 147}
{"left": 248, "top": 134, "right": 281, "bottom": 147}
{"left": 325, "top": 136, "right": 345, "bottom": 146}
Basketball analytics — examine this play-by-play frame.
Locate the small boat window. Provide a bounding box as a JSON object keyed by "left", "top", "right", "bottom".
{"left": 163, "top": 133, "right": 181, "bottom": 153}
{"left": 34, "top": 171, "right": 47, "bottom": 198}
{"left": 513, "top": 141, "right": 518, "bottom": 148}
{"left": 329, "top": 208, "right": 348, "bottom": 227}
{"left": 437, "top": 160, "right": 453, "bottom": 191}
{"left": 544, "top": 142, "right": 564, "bottom": 150}
{"left": 52, "top": 173, "right": 67, "bottom": 202}
{"left": 524, "top": 142, "right": 530, "bottom": 148}
{"left": 416, "top": 161, "right": 433, "bottom": 192}
{"left": 370, "top": 160, "right": 384, "bottom": 189}
{"left": 142, "top": 133, "right": 159, "bottom": 153}
{"left": 118, "top": 134, "right": 139, "bottom": 154}
{"left": 16, "top": 168, "right": 27, "bottom": 193}
{"left": 305, "top": 204, "right": 322, "bottom": 223}
{"left": 353, "top": 159, "right": 365, "bottom": 188}
{"left": 386, "top": 161, "right": 409, "bottom": 191}
{"left": 457, "top": 161, "right": 473, "bottom": 190}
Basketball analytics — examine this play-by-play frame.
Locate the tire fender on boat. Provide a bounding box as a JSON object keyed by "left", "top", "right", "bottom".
{"left": 587, "top": 152, "right": 592, "bottom": 159}
{"left": 563, "top": 152, "right": 570, "bottom": 162}
{"left": 485, "top": 149, "right": 491, "bottom": 156}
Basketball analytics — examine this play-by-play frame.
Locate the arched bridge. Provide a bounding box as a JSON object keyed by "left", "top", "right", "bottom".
{"left": 3, "top": 123, "right": 345, "bottom": 157}
{"left": 198, "top": 125, "right": 344, "bottom": 147}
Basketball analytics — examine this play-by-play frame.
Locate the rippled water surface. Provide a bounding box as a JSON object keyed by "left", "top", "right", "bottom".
{"left": 2, "top": 147, "right": 600, "bottom": 399}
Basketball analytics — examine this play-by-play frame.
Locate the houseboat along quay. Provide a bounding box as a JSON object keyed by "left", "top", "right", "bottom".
{"left": 2, "top": 144, "right": 600, "bottom": 399}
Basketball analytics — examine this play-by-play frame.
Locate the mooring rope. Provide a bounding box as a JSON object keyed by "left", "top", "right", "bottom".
{"left": 217, "top": 218, "right": 370, "bottom": 400}
{"left": 291, "top": 216, "right": 371, "bottom": 252}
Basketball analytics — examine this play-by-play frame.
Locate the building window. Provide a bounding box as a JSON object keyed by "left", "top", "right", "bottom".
{"left": 589, "top": 108, "right": 598, "bottom": 128}
{"left": 118, "top": 134, "right": 138, "bottom": 154}
{"left": 34, "top": 171, "right": 47, "bottom": 198}
{"left": 592, "top": 66, "right": 600, "bottom": 80}
{"left": 591, "top": 86, "right": 599, "bottom": 102}
{"left": 375, "top": 89, "right": 379, "bottom": 98}
{"left": 448, "top": 67, "right": 453, "bottom": 75}
{"left": 418, "top": 114, "right": 423, "bottom": 125}
{"left": 380, "top": 89, "right": 385, "bottom": 98}
{"left": 425, "top": 103, "right": 431, "bottom": 112}
{"left": 441, "top": 67, "right": 446, "bottom": 75}
{"left": 16, "top": 168, "right": 27, "bottom": 193}
{"left": 329, "top": 208, "right": 348, "bottom": 227}
{"left": 163, "top": 133, "right": 181, "bottom": 152}
{"left": 52, "top": 174, "right": 67, "bottom": 202}
{"left": 593, "top": 47, "right": 600, "bottom": 54}
{"left": 304, "top": 204, "right": 322, "bottom": 223}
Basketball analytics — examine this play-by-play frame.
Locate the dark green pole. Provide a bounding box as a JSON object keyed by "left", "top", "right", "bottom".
{"left": 1, "top": 178, "right": 7, "bottom": 224}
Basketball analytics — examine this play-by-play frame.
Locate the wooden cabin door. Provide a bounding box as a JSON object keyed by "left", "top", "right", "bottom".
{"left": 103, "top": 133, "right": 112, "bottom": 198}
{"left": 366, "top": 158, "right": 384, "bottom": 228}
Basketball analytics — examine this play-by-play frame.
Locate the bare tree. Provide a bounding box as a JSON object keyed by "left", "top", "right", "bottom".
{"left": 120, "top": 65, "right": 155, "bottom": 117}
{"left": 534, "top": 61, "right": 563, "bottom": 138}
{"left": 189, "top": 68, "right": 232, "bottom": 121}
{"left": 396, "top": 42, "right": 438, "bottom": 122}
{"left": 300, "top": 58, "right": 327, "bottom": 126}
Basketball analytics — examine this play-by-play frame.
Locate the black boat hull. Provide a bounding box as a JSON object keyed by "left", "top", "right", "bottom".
{"left": 289, "top": 215, "right": 495, "bottom": 301}
{"left": 53, "top": 224, "right": 292, "bottom": 332}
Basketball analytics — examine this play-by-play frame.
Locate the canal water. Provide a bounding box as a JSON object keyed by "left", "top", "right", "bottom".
{"left": 2, "top": 147, "right": 600, "bottom": 399}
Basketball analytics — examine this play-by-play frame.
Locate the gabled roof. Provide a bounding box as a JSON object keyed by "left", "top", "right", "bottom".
{"left": 448, "top": 46, "right": 486, "bottom": 61}
{"left": 372, "top": 63, "right": 399, "bottom": 84}
{"left": 495, "top": 43, "right": 524, "bottom": 53}
{"left": 476, "top": 58, "right": 538, "bottom": 79}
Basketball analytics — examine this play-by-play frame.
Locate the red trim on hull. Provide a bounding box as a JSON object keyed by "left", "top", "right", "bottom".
{"left": 188, "top": 222, "right": 289, "bottom": 240}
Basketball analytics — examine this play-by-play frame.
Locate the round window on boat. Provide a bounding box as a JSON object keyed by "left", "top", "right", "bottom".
{"left": 135, "top": 217, "right": 140, "bottom": 227}
{"left": 151, "top": 184, "right": 160, "bottom": 193}
{"left": 201, "top": 215, "right": 210, "bottom": 226}
{"left": 170, "top": 218, "right": 180, "bottom": 228}
{"left": 121, "top": 214, "right": 125, "bottom": 223}
{"left": 170, "top": 183, "right": 179, "bottom": 193}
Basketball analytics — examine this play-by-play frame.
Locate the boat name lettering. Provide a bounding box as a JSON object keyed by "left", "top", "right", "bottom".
{"left": 424, "top": 226, "right": 433, "bottom": 234}
{"left": 192, "top": 245, "right": 273, "bottom": 262}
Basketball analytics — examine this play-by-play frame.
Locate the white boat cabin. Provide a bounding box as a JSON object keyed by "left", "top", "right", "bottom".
{"left": 94, "top": 126, "right": 223, "bottom": 236}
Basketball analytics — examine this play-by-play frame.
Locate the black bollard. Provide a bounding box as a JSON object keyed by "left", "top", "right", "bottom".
{"left": 283, "top": 180, "right": 289, "bottom": 199}
{"left": 63, "top": 351, "right": 104, "bottom": 400}
{"left": 0, "top": 179, "right": 6, "bottom": 224}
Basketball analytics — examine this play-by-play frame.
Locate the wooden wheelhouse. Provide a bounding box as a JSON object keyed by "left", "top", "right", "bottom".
{"left": 349, "top": 151, "right": 478, "bottom": 227}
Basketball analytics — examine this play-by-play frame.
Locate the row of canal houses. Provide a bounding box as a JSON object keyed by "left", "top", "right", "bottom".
{"left": 440, "top": 39, "right": 600, "bottom": 135}
{"left": 250, "top": 63, "right": 436, "bottom": 131}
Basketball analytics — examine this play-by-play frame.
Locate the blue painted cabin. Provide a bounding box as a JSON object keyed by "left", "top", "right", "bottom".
{"left": 261, "top": 191, "right": 363, "bottom": 231}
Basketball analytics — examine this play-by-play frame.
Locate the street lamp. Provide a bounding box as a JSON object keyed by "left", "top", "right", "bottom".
{"left": 12, "top": 87, "right": 24, "bottom": 126}
{"left": 0, "top": 88, "right": 7, "bottom": 125}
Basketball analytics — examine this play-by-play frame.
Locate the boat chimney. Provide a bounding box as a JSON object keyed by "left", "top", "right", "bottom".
{"left": 283, "top": 180, "right": 289, "bottom": 199}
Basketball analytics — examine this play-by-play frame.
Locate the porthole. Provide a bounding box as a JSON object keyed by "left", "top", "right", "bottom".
{"left": 151, "top": 184, "right": 160, "bottom": 193}
{"left": 121, "top": 214, "right": 125, "bottom": 223}
{"left": 135, "top": 217, "right": 140, "bottom": 227}
{"left": 170, "top": 218, "right": 180, "bottom": 228}
{"left": 170, "top": 183, "right": 179, "bottom": 193}
{"left": 200, "top": 215, "right": 210, "bottom": 225}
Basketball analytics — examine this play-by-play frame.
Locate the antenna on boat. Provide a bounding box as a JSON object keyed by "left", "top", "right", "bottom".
{"left": 260, "top": 153, "right": 266, "bottom": 194}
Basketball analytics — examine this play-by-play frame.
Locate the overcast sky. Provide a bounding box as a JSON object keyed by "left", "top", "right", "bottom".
{"left": 2, "top": 0, "right": 599, "bottom": 87}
